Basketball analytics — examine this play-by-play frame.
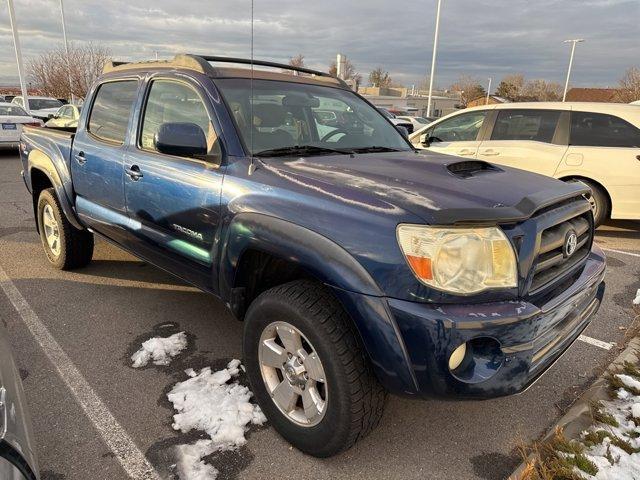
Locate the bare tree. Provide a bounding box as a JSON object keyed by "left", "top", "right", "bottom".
{"left": 328, "top": 58, "right": 362, "bottom": 88}
{"left": 368, "top": 67, "right": 392, "bottom": 88}
{"left": 449, "top": 75, "right": 486, "bottom": 106}
{"left": 522, "top": 79, "right": 563, "bottom": 101}
{"left": 616, "top": 67, "right": 640, "bottom": 103}
{"left": 495, "top": 74, "right": 525, "bottom": 100}
{"left": 29, "top": 43, "right": 111, "bottom": 100}
{"left": 288, "top": 54, "right": 305, "bottom": 68}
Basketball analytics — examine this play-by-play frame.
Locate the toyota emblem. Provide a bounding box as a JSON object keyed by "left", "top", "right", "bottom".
{"left": 564, "top": 230, "right": 578, "bottom": 257}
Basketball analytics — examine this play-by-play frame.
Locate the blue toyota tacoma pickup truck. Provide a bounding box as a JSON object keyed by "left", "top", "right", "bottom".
{"left": 20, "top": 54, "right": 606, "bottom": 457}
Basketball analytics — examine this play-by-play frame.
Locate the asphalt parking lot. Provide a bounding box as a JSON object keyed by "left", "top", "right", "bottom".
{"left": 0, "top": 150, "right": 638, "bottom": 480}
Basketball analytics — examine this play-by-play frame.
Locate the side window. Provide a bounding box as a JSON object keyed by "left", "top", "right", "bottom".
{"left": 140, "top": 80, "right": 220, "bottom": 156}
{"left": 491, "top": 109, "right": 560, "bottom": 143}
{"left": 430, "top": 111, "right": 487, "bottom": 142}
{"left": 570, "top": 111, "right": 640, "bottom": 148}
{"left": 60, "top": 106, "right": 71, "bottom": 118}
{"left": 88, "top": 80, "right": 138, "bottom": 144}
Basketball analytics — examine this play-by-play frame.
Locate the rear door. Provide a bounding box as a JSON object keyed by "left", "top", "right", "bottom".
{"left": 71, "top": 78, "right": 140, "bottom": 242}
{"left": 557, "top": 110, "right": 640, "bottom": 219}
{"left": 413, "top": 110, "right": 489, "bottom": 158}
{"left": 123, "top": 75, "right": 225, "bottom": 289}
{"left": 477, "top": 108, "right": 568, "bottom": 176}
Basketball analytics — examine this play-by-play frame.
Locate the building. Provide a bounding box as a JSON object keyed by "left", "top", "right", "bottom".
{"left": 466, "top": 95, "right": 510, "bottom": 108}
{"left": 565, "top": 88, "right": 620, "bottom": 102}
{"left": 359, "top": 87, "right": 461, "bottom": 118}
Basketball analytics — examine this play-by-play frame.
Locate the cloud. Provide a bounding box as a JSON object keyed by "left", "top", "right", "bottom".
{"left": 0, "top": 0, "right": 638, "bottom": 88}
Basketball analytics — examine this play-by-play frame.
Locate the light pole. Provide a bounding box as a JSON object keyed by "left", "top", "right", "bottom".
{"left": 485, "top": 77, "right": 492, "bottom": 105}
{"left": 562, "top": 38, "right": 584, "bottom": 102}
{"left": 6, "top": 0, "right": 29, "bottom": 114}
{"left": 426, "top": 0, "right": 442, "bottom": 117}
{"left": 59, "top": 0, "right": 74, "bottom": 103}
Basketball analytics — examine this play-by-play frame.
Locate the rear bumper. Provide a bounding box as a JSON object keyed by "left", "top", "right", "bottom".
{"left": 0, "top": 141, "right": 19, "bottom": 149}
{"left": 336, "top": 244, "right": 606, "bottom": 399}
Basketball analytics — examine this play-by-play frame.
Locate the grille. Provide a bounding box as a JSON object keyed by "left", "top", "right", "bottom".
{"left": 529, "top": 211, "right": 592, "bottom": 293}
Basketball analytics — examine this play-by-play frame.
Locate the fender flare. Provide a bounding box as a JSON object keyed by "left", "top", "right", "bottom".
{"left": 219, "top": 213, "right": 384, "bottom": 300}
{"left": 28, "top": 149, "right": 84, "bottom": 230}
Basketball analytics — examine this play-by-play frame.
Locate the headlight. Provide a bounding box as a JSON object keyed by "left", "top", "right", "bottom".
{"left": 396, "top": 225, "right": 517, "bottom": 295}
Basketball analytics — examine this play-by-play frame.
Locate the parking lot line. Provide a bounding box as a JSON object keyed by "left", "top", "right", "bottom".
{"left": 602, "top": 247, "right": 640, "bottom": 258}
{"left": 578, "top": 334, "right": 615, "bottom": 350}
{"left": 0, "top": 264, "right": 160, "bottom": 480}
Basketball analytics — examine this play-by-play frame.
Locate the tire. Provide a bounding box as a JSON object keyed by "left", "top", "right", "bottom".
{"left": 567, "top": 179, "right": 609, "bottom": 227}
{"left": 243, "top": 280, "right": 386, "bottom": 457}
{"left": 37, "top": 188, "right": 94, "bottom": 270}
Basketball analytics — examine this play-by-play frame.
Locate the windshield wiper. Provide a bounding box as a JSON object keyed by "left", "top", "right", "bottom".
{"left": 254, "top": 145, "right": 352, "bottom": 157}
{"left": 348, "top": 146, "right": 405, "bottom": 153}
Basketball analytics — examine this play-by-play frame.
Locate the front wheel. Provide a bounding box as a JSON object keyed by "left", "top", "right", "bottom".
{"left": 566, "top": 179, "right": 609, "bottom": 227}
{"left": 37, "top": 188, "right": 94, "bottom": 270}
{"left": 243, "top": 280, "right": 386, "bottom": 457}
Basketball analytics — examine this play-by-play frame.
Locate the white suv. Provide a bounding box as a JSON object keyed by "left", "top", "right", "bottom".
{"left": 409, "top": 102, "right": 640, "bottom": 225}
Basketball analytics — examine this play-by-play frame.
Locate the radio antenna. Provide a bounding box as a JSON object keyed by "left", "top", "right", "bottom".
{"left": 248, "top": 0, "right": 256, "bottom": 175}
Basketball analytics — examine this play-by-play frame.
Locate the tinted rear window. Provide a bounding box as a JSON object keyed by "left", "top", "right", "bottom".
{"left": 491, "top": 109, "right": 560, "bottom": 143}
{"left": 88, "top": 81, "right": 138, "bottom": 144}
{"left": 570, "top": 111, "right": 640, "bottom": 148}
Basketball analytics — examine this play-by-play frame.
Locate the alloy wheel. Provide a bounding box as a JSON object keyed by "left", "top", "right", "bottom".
{"left": 258, "top": 321, "right": 327, "bottom": 427}
{"left": 42, "top": 203, "right": 61, "bottom": 256}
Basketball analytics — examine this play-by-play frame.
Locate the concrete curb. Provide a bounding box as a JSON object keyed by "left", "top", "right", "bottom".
{"left": 508, "top": 336, "right": 640, "bottom": 480}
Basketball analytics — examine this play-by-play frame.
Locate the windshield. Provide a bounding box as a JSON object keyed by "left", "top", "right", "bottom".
{"left": 29, "top": 99, "right": 63, "bottom": 110}
{"left": 215, "top": 79, "right": 411, "bottom": 156}
{"left": 0, "top": 105, "right": 28, "bottom": 116}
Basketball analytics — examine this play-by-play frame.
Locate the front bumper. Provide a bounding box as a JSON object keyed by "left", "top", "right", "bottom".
{"left": 335, "top": 244, "right": 606, "bottom": 399}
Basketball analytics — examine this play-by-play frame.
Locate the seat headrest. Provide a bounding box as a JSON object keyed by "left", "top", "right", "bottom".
{"left": 253, "top": 103, "right": 286, "bottom": 127}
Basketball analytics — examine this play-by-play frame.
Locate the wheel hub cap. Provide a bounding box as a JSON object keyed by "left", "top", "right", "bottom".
{"left": 42, "top": 204, "right": 61, "bottom": 256}
{"left": 258, "top": 321, "right": 327, "bottom": 427}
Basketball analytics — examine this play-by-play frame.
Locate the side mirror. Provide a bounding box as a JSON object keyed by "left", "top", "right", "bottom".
{"left": 396, "top": 125, "right": 409, "bottom": 138}
{"left": 419, "top": 133, "right": 430, "bottom": 147}
{"left": 154, "top": 122, "right": 207, "bottom": 157}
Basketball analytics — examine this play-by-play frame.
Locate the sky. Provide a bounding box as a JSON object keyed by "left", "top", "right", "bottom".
{"left": 0, "top": 0, "right": 638, "bottom": 90}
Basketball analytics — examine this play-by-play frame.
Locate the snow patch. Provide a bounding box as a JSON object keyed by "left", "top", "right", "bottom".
{"left": 168, "top": 359, "right": 266, "bottom": 480}
{"left": 633, "top": 403, "right": 640, "bottom": 419}
{"left": 131, "top": 332, "right": 188, "bottom": 367}
{"left": 633, "top": 289, "right": 640, "bottom": 306}
{"left": 617, "top": 374, "right": 640, "bottom": 392}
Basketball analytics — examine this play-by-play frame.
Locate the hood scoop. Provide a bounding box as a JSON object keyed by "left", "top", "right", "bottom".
{"left": 446, "top": 160, "right": 502, "bottom": 178}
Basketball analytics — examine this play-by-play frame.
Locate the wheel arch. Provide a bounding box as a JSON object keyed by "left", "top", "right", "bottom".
{"left": 219, "top": 213, "right": 419, "bottom": 394}
{"left": 558, "top": 174, "right": 612, "bottom": 218}
{"left": 28, "top": 151, "right": 83, "bottom": 231}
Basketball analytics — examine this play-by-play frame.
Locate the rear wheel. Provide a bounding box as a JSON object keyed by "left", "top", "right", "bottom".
{"left": 243, "top": 280, "right": 386, "bottom": 457}
{"left": 37, "top": 188, "right": 94, "bottom": 270}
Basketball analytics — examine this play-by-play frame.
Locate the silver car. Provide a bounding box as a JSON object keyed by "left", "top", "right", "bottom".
{"left": 0, "top": 322, "right": 39, "bottom": 479}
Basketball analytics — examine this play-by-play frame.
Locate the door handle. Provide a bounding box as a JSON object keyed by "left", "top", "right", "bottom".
{"left": 481, "top": 149, "right": 500, "bottom": 156}
{"left": 74, "top": 151, "right": 86, "bottom": 165}
{"left": 458, "top": 149, "right": 475, "bottom": 156}
{"left": 125, "top": 165, "right": 143, "bottom": 181}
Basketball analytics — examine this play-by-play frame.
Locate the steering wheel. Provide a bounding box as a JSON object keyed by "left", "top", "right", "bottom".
{"left": 321, "top": 128, "right": 350, "bottom": 142}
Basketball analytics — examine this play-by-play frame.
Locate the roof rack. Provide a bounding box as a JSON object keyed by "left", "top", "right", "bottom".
{"left": 197, "top": 55, "right": 333, "bottom": 78}
{"left": 102, "top": 54, "right": 348, "bottom": 87}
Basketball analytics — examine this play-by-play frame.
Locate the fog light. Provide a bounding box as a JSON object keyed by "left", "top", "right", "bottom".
{"left": 448, "top": 342, "right": 467, "bottom": 371}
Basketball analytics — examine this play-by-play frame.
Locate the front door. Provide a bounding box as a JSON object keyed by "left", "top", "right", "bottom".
{"left": 414, "top": 110, "right": 489, "bottom": 158}
{"left": 123, "top": 77, "right": 225, "bottom": 290}
{"left": 477, "top": 109, "right": 568, "bottom": 176}
{"left": 71, "top": 79, "right": 140, "bottom": 242}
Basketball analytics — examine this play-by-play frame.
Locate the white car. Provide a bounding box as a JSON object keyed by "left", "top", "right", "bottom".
{"left": 409, "top": 102, "right": 640, "bottom": 225}
{"left": 11, "top": 96, "right": 64, "bottom": 121}
{"left": 0, "top": 102, "right": 43, "bottom": 149}
{"left": 396, "top": 115, "right": 436, "bottom": 130}
{"left": 45, "top": 104, "right": 82, "bottom": 129}
{"left": 376, "top": 107, "right": 414, "bottom": 134}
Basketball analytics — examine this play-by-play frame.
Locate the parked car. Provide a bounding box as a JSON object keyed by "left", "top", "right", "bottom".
{"left": 376, "top": 106, "right": 414, "bottom": 133}
{"left": 0, "top": 322, "right": 40, "bottom": 479}
{"left": 409, "top": 102, "right": 640, "bottom": 226}
{"left": 396, "top": 115, "right": 436, "bottom": 130}
{"left": 45, "top": 104, "right": 81, "bottom": 129}
{"left": 20, "top": 54, "right": 605, "bottom": 457}
{"left": 11, "top": 97, "right": 64, "bottom": 121}
{"left": 0, "top": 103, "right": 43, "bottom": 149}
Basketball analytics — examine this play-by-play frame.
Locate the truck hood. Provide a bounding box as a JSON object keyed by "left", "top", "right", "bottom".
{"left": 267, "top": 151, "right": 589, "bottom": 225}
